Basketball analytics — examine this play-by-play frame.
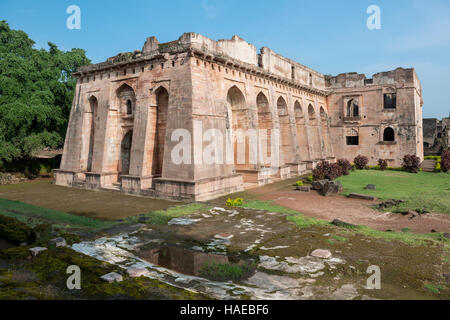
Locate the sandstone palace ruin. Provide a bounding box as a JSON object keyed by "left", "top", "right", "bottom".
{"left": 54, "top": 33, "right": 424, "bottom": 201}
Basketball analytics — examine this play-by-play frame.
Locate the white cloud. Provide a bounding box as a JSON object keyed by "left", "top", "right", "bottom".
{"left": 201, "top": 1, "right": 220, "bottom": 20}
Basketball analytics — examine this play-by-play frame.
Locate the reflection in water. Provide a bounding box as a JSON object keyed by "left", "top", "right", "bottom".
{"left": 0, "top": 238, "right": 16, "bottom": 250}
{"left": 140, "top": 246, "right": 240, "bottom": 277}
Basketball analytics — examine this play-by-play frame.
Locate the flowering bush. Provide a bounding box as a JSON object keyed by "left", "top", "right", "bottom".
{"left": 226, "top": 198, "right": 244, "bottom": 207}
{"left": 337, "top": 159, "right": 352, "bottom": 176}
{"left": 313, "top": 161, "right": 342, "bottom": 181}
{"left": 294, "top": 180, "right": 304, "bottom": 187}
{"left": 377, "top": 159, "right": 388, "bottom": 171}
{"left": 312, "top": 161, "right": 328, "bottom": 180}
{"left": 441, "top": 151, "right": 450, "bottom": 172}
{"left": 354, "top": 155, "right": 369, "bottom": 170}
{"left": 402, "top": 154, "right": 421, "bottom": 173}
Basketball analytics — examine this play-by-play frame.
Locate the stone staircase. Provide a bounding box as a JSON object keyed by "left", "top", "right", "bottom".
{"left": 421, "top": 159, "right": 437, "bottom": 172}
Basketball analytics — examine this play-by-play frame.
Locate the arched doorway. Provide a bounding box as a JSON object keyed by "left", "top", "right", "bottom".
{"left": 294, "top": 101, "right": 310, "bottom": 161}
{"left": 277, "top": 96, "right": 294, "bottom": 165}
{"left": 86, "top": 96, "right": 98, "bottom": 172}
{"left": 116, "top": 83, "right": 135, "bottom": 117}
{"left": 227, "top": 86, "right": 249, "bottom": 169}
{"left": 152, "top": 87, "right": 169, "bottom": 176}
{"left": 120, "top": 131, "right": 133, "bottom": 175}
{"left": 256, "top": 92, "right": 272, "bottom": 167}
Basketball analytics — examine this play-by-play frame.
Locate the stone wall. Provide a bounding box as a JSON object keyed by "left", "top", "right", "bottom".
{"left": 55, "top": 33, "right": 423, "bottom": 202}
{"left": 326, "top": 68, "right": 423, "bottom": 166}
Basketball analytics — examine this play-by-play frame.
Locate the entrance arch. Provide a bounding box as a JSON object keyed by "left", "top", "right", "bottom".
{"left": 256, "top": 92, "right": 272, "bottom": 167}
{"left": 277, "top": 96, "right": 294, "bottom": 165}
{"left": 227, "top": 86, "right": 249, "bottom": 169}
{"left": 152, "top": 86, "right": 169, "bottom": 176}
{"left": 86, "top": 96, "right": 98, "bottom": 172}
{"left": 120, "top": 131, "right": 133, "bottom": 175}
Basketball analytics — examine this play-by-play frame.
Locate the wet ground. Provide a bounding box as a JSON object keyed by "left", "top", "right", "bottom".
{"left": 0, "top": 180, "right": 178, "bottom": 220}
{"left": 225, "top": 178, "right": 450, "bottom": 233}
{"left": 72, "top": 205, "right": 449, "bottom": 300}
{"left": 1, "top": 178, "right": 449, "bottom": 299}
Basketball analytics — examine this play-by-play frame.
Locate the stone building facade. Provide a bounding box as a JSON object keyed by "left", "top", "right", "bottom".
{"left": 54, "top": 33, "right": 424, "bottom": 201}
{"left": 423, "top": 117, "right": 450, "bottom": 155}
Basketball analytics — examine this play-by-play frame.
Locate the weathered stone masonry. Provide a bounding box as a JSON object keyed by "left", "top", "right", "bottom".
{"left": 54, "top": 33, "right": 424, "bottom": 201}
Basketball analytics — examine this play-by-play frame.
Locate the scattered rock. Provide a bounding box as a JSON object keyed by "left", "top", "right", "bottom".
{"left": 214, "top": 233, "right": 234, "bottom": 240}
{"left": 377, "top": 199, "right": 405, "bottom": 209}
{"left": 364, "top": 184, "right": 376, "bottom": 190}
{"left": 331, "top": 219, "right": 356, "bottom": 228}
{"left": 444, "top": 233, "right": 450, "bottom": 239}
{"left": 295, "top": 186, "right": 311, "bottom": 192}
{"left": 29, "top": 247, "right": 47, "bottom": 257}
{"left": 311, "top": 249, "right": 332, "bottom": 259}
{"left": 321, "top": 182, "right": 340, "bottom": 196}
{"left": 49, "top": 237, "right": 67, "bottom": 247}
{"left": 100, "top": 272, "right": 123, "bottom": 283}
{"left": 312, "top": 179, "right": 329, "bottom": 190}
{"left": 348, "top": 193, "right": 376, "bottom": 201}
{"left": 127, "top": 268, "right": 147, "bottom": 278}
{"left": 168, "top": 218, "right": 201, "bottom": 226}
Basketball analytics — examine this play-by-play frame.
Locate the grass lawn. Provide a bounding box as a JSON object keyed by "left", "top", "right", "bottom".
{"left": 337, "top": 170, "right": 450, "bottom": 214}
{"left": 235, "top": 199, "right": 449, "bottom": 246}
{"left": 125, "top": 203, "right": 210, "bottom": 225}
{"left": 0, "top": 198, "right": 115, "bottom": 230}
{"left": 0, "top": 180, "right": 177, "bottom": 220}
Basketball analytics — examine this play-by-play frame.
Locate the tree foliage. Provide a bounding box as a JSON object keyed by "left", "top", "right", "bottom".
{"left": 0, "top": 21, "right": 90, "bottom": 164}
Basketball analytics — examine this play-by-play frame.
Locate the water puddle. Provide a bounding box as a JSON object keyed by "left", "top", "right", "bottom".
{"left": 139, "top": 245, "right": 243, "bottom": 278}
{"left": 0, "top": 238, "right": 17, "bottom": 250}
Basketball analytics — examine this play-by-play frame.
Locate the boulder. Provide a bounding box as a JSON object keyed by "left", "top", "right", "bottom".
{"left": 364, "top": 184, "right": 376, "bottom": 190}
{"left": 312, "top": 179, "right": 329, "bottom": 191}
{"left": 100, "top": 272, "right": 123, "bottom": 283}
{"left": 127, "top": 268, "right": 148, "bottom": 278}
{"left": 311, "top": 249, "right": 332, "bottom": 259}
{"left": 444, "top": 233, "right": 450, "bottom": 239}
{"left": 295, "top": 186, "right": 311, "bottom": 192}
{"left": 331, "top": 219, "right": 356, "bottom": 228}
{"left": 348, "top": 193, "right": 376, "bottom": 201}
{"left": 49, "top": 237, "right": 66, "bottom": 247}
{"left": 29, "top": 247, "right": 47, "bottom": 257}
{"left": 321, "top": 182, "right": 340, "bottom": 196}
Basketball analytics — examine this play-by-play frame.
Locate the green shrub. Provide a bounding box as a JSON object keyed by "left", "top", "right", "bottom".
{"left": 0, "top": 215, "right": 36, "bottom": 245}
{"left": 0, "top": 246, "right": 32, "bottom": 260}
{"left": 402, "top": 154, "right": 421, "bottom": 173}
{"left": 199, "top": 261, "right": 254, "bottom": 281}
{"left": 435, "top": 162, "right": 442, "bottom": 172}
{"left": 354, "top": 155, "right": 369, "bottom": 170}
{"left": 294, "top": 180, "right": 303, "bottom": 187}
{"left": 226, "top": 198, "right": 244, "bottom": 207}
{"left": 307, "top": 175, "right": 313, "bottom": 182}
{"left": 378, "top": 159, "right": 388, "bottom": 171}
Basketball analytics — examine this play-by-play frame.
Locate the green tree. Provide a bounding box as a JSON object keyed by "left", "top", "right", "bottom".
{"left": 0, "top": 21, "right": 90, "bottom": 165}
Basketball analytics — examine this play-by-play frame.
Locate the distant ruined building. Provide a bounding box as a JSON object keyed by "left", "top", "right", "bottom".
{"left": 423, "top": 117, "right": 450, "bottom": 155}
{"left": 54, "top": 33, "right": 424, "bottom": 201}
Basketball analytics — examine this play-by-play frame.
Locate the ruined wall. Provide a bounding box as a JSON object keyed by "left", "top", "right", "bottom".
{"left": 327, "top": 68, "right": 423, "bottom": 166}
{"left": 56, "top": 33, "right": 423, "bottom": 202}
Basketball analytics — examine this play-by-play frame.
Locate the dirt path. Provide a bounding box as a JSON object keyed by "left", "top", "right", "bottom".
{"left": 245, "top": 184, "right": 450, "bottom": 233}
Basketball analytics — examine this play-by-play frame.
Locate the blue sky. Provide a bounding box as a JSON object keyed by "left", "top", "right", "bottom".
{"left": 1, "top": 0, "right": 449, "bottom": 118}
